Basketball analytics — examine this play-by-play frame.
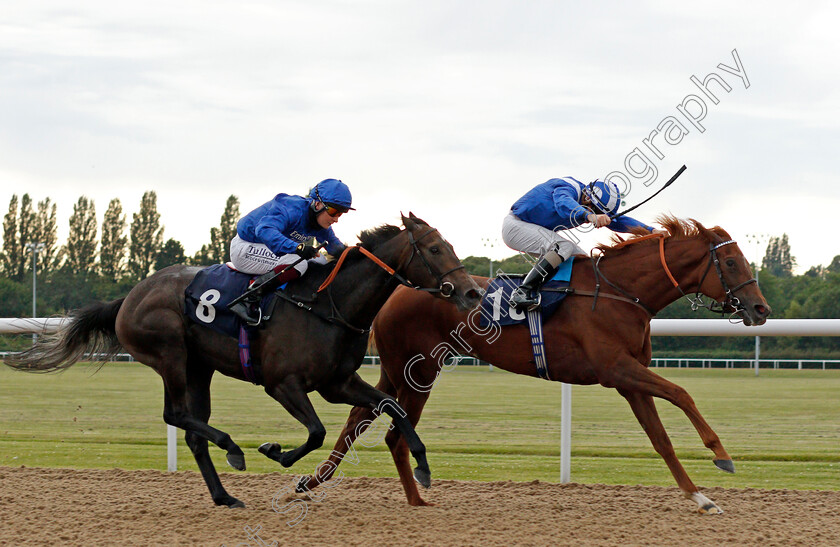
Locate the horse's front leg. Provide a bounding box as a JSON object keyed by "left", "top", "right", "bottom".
{"left": 296, "top": 403, "right": 378, "bottom": 493}
{"left": 319, "top": 372, "right": 432, "bottom": 488}
{"left": 617, "top": 387, "right": 723, "bottom": 514}
{"left": 260, "top": 377, "right": 327, "bottom": 468}
{"left": 611, "top": 359, "right": 734, "bottom": 471}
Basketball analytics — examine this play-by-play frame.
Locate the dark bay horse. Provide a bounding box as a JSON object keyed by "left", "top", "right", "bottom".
{"left": 303, "top": 217, "right": 771, "bottom": 514}
{"left": 4, "top": 214, "right": 483, "bottom": 508}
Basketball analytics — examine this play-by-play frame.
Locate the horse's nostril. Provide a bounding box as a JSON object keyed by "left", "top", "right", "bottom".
{"left": 466, "top": 288, "right": 483, "bottom": 301}
{"left": 755, "top": 304, "right": 769, "bottom": 316}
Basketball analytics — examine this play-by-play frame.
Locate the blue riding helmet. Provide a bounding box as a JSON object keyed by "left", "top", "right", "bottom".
{"left": 309, "top": 179, "right": 355, "bottom": 212}
{"left": 584, "top": 180, "right": 623, "bottom": 216}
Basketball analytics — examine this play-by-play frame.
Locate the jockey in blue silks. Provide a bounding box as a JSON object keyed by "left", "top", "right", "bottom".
{"left": 502, "top": 176, "right": 667, "bottom": 310}
{"left": 228, "top": 178, "right": 354, "bottom": 324}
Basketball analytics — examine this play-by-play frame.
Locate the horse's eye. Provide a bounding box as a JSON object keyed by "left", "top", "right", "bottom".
{"left": 430, "top": 246, "right": 440, "bottom": 254}
{"left": 726, "top": 259, "right": 736, "bottom": 268}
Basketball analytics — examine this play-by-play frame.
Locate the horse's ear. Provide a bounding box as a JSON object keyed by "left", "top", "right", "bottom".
{"left": 691, "top": 218, "right": 721, "bottom": 243}
{"left": 407, "top": 211, "right": 429, "bottom": 226}
{"left": 402, "top": 213, "right": 417, "bottom": 231}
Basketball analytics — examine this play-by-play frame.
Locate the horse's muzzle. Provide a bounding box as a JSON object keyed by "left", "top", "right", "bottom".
{"left": 742, "top": 302, "right": 771, "bottom": 326}
{"left": 454, "top": 286, "right": 483, "bottom": 312}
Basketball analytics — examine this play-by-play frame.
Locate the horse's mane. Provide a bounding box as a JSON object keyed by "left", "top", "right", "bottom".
{"left": 294, "top": 224, "right": 406, "bottom": 290}
{"left": 596, "top": 215, "right": 720, "bottom": 255}
{"left": 311, "top": 216, "right": 431, "bottom": 275}
{"left": 357, "top": 225, "right": 403, "bottom": 251}
{"left": 354, "top": 215, "right": 430, "bottom": 254}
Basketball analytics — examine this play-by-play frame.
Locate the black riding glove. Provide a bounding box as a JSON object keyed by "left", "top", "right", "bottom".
{"left": 294, "top": 245, "right": 320, "bottom": 260}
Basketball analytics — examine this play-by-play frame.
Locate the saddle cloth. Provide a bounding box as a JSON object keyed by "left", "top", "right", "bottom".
{"left": 184, "top": 264, "right": 270, "bottom": 338}
{"left": 478, "top": 257, "right": 574, "bottom": 327}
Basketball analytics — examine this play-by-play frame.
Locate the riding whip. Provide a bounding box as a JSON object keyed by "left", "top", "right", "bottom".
{"left": 610, "top": 165, "right": 687, "bottom": 220}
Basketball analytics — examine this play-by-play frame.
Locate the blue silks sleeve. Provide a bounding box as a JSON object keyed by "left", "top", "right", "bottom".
{"left": 254, "top": 206, "right": 302, "bottom": 256}
{"left": 608, "top": 215, "right": 654, "bottom": 233}
{"left": 551, "top": 185, "right": 589, "bottom": 228}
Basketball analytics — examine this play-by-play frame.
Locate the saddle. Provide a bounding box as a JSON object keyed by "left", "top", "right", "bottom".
{"left": 184, "top": 264, "right": 279, "bottom": 338}
{"left": 477, "top": 257, "right": 576, "bottom": 381}
{"left": 478, "top": 257, "right": 575, "bottom": 327}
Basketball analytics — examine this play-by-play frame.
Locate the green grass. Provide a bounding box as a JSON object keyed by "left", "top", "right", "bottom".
{"left": 1, "top": 364, "right": 838, "bottom": 490}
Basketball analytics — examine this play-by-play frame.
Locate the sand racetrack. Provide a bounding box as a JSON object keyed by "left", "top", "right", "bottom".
{"left": 1, "top": 466, "right": 838, "bottom": 546}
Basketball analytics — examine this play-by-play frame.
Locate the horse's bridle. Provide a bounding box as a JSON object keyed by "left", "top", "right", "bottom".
{"left": 280, "top": 228, "right": 466, "bottom": 334}
{"left": 681, "top": 240, "right": 758, "bottom": 316}
{"left": 591, "top": 235, "right": 757, "bottom": 319}
{"left": 401, "top": 228, "right": 466, "bottom": 297}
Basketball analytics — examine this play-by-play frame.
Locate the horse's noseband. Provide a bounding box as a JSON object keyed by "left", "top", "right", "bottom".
{"left": 403, "top": 229, "right": 465, "bottom": 297}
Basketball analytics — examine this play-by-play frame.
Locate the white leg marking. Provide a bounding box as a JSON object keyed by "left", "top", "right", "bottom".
{"left": 689, "top": 491, "right": 723, "bottom": 515}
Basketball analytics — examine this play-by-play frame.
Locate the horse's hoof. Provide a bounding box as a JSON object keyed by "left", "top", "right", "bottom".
{"left": 698, "top": 502, "right": 723, "bottom": 515}
{"left": 259, "top": 442, "right": 280, "bottom": 458}
{"left": 215, "top": 495, "right": 246, "bottom": 508}
{"left": 714, "top": 459, "right": 735, "bottom": 473}
{"left": 689, "top": 491, "right": 723, "bottom": 515}
{"left": 296, "top": 476, "right": 312, "bottom": 493}
{"left": 408, "top": 497, "right": 434, "bottom": 507}
{"left": 413, "top": 467, "right": 431, "bottom": 489}
{"left": 226, "top": 453, "right": 246, "bottom": 471}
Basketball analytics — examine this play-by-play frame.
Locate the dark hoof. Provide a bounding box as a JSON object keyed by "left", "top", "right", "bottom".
{"left": 713, "top": 459, "right": 735, "bottom": 474}
{"left": 259, "top": 442, "right": 281, "bottom": 458}
{"left": 296, "top": 476, "right": 313, "bottom": 493}
{"left": 259, "top": 442, "right": 295, "bottom": 467}
{"left": 226, "top": 453, "right": 246, "bottom": 471}
{"left": 413, "top": 467, "right": 431, "bottom": 489}
{"left": 215, "top": 495, "right": 246, "bottom": 508}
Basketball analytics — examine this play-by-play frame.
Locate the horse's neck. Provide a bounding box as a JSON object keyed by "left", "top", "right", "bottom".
{"left": 330, "top": 237, "right": 409, "bottom": 328}
{"left": 601, "top": 237, "right": 709, "bottom": 314}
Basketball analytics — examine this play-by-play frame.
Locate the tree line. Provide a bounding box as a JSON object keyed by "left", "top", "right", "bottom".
{"left": 0, "top": 192, "right": 240, "bottom": 325}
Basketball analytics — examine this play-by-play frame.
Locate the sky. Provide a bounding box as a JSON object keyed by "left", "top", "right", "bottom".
{"left": 2, "top": 1, "right": 838, "bottom": 273}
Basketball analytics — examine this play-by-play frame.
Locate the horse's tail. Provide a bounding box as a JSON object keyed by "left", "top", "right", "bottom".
{"left": 3, "top": 298, "right": 125, "bottom": 373}
{"left": 367, "top": 328, "right": 377, "bottom": 356}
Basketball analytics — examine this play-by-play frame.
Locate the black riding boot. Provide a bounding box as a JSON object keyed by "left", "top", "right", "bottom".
{"left": 229, "top": 266, "right": 301, "bottom": 325}
{"left": 509, "top": 255, "right": 563, "bottom": 311}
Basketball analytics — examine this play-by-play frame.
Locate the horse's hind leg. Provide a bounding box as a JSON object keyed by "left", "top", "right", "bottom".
{"left": 383, "top": 385, "right": 434, "bottom": 505}
{"left": 158, "top": 358, "right": 247, "bottom": 472}
{"left": 184, "top": 367, "right": 244, "bottom": 508}
{"left": 119, "top": 313, "right": 247, "bottom": 473}
{"left": 260, "top": 377, "right": 327, "bottom": 468}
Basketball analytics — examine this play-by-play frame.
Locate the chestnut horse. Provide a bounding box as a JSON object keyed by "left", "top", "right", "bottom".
{"left": 303, "top": 217, "right": 771, "bottom": 514}
{"left": 4, "top": 214, "right": 482, "bottom": 508}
